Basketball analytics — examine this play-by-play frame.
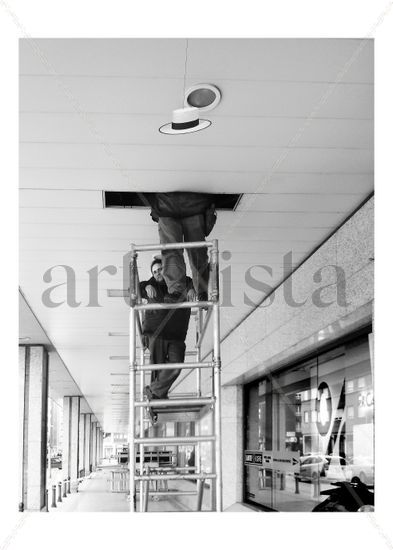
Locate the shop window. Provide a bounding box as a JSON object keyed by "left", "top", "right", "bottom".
{"left": 347, "top": 380, "right": 355, "bottom": 393}
{"left": 244, "top": 333, "right": 374, "bottom": 512}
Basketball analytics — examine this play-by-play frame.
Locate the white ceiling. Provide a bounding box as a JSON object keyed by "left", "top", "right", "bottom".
{"left": 19, "top": 291, "right": 95, "bottom": 416}
{"left": 19, "top": 38, "right": 373, "bottom": 432}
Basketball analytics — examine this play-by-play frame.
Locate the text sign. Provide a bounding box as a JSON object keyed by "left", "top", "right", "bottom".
{"left": 244, "top": 450, "right": 300, "bottom": 473}
{"left": 244, "top": 451, "right": 263, "bottom": 466}
{"left": 263, "top": 451, "right": 300, "bottom": 473}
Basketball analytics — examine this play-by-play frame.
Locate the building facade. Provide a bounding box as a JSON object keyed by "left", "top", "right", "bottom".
{"left": 178, "top": 196, "right": 374, "bottom": 510}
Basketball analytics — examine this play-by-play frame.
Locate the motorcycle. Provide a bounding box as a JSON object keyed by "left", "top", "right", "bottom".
{"left": 312, "top": 478, "right": 374, "bottom": 512}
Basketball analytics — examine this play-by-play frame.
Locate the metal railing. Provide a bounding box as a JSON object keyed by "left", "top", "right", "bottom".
{"left": 128, "top": 239, "right": 222, "bottom": 512}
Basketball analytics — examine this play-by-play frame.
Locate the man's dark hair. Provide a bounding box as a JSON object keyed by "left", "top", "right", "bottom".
{"left": 150, "top": 258, "right": 162, "bottom": 273}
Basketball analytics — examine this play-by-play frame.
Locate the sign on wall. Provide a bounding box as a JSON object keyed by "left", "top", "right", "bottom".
{"left": 244, "top": 450, "right": 300, "bottom": 473}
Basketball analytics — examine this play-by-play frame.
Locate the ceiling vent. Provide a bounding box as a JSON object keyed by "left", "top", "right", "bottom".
{"left": 104, "top": 192, "right": 242, "bottom": 211}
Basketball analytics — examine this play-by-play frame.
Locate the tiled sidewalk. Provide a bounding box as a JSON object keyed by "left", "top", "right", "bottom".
{"left": 49, "top": 465, "right": 254, "bottom": 513}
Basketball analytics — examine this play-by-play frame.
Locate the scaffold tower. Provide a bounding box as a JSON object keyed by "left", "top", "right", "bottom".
{"left": 128, "top": 239, "right": 222, "bottom": 512}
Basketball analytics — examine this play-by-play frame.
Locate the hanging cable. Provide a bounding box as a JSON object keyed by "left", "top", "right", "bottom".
{"left": 182, "top": 39, "right": 189, "bottom": 106}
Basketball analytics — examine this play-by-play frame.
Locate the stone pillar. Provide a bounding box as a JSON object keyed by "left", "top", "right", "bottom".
{"left": 96, "top": 429, "right": 100, "bottom": 463}
{"left": 96, "top": 427, "right": 101, "bottom": 466}
{"left": 91, "top": 421, "right": 97, "bottom": 470}
{"left": 83, "top": 414, "right": 92, "bottom": 474}
{"left": 78, "top": 413, "right": 86, "bottom": 477}
{"left": 221, "top": 385, "right": 244, "bottom": 510}
{"left": 63, "top": 397, "right": 80, "bottom": 483}
{"left": 19, "top": 345, "right": 49, "bottom": 511}
{"left": 98, "top": 430, "right": 103, "bottom": 462}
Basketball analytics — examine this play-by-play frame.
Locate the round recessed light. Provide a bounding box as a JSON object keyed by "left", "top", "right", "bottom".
{"left": 185, "top": 84, "right": 221, "bottom": 112}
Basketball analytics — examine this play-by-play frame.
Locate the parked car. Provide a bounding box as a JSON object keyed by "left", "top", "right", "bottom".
{"left": 323, "top": 455, "right": 352, "bottom": 481}
{"left": 298, "top": 455, "right": 328, "bottom": 481}
{"left": 350, "top": 456, "right": 374, "bottom": 484}
{"left": 50, "top": 456, "right": 62, "bottom": 469}
{"left": 298, "top": 454, "right": 352, "bottom": 482}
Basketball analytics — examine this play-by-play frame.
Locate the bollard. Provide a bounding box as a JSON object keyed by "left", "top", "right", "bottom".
{"left": 295, "top": 476, "right": 300, "bottom": 494}
{"left": 45, "top": 489, "right": 49, "bottom": 512}
{"left": 57, "top": 482, "right": 62, "bottom": 503}
{"left": 67, "top": 476, "right": 71, "bottom": 494}
{"left": 312, "top": 475, "right": 320, "bottom": 498}
{"left": 63, "top": 480, "right": 67, "bottom": 498}
{"left": 51, "top": 485, "right": 57, "bottom": 508}
{"left": 280, "top": 473, "right": 285, "bottom": 490}
{"left": 196, "top": 479, "right": 206, "bottom": 511}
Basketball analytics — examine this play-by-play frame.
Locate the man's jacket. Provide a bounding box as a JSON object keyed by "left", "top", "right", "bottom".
{"left": 139, "top": 276, "right": 192, "bottom": 341}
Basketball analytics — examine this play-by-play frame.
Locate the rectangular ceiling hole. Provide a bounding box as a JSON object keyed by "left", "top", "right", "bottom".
{"left": 104, "top": 192, "right": 242, "bottom": 211}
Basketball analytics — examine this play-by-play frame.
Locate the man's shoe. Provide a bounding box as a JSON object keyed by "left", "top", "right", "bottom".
{"left": 163, "top": 291, "right": 185, "bottom": 303}
{"left": 148, "top": 408, "right": 158, "bottom": 425}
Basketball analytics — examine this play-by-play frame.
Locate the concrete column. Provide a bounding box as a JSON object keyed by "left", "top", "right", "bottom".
{"left": 83, "top": 414, "right": 92, "bottom": 473}
{"left": 78, "top": 413, "right": 86, "bottom": 477}
{"left": 62, "top": 396, "right": 80, "bottom": 483}
{"left": 96, "top": 429, "right": 100, "bottom": 463}
{"left": 221, "top": 385, "right": 244, "bottom": 510}
{"left": 96, "top": 427, "right": 101, "bottom": 466}
{"left": 91, "top": 421, "right": 97, "bottom": 470}
{"left": 19, "top": 345, "right": 49, "bottom": 511}
{"left": 98, "top": 430, "right": 103, "bottom": 462}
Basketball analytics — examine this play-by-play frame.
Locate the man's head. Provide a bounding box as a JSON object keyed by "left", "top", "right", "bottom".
{"left": 151, "top": 259, "right": 163, "bottom": 282}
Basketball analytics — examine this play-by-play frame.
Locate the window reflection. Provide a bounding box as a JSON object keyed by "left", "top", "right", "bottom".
{"left": 245, "top": 333, "right": 374, "bottom": 511}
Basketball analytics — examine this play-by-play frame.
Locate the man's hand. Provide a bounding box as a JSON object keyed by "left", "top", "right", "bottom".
{"left": 187, "top": 288, "right": 196, "bottom": 302}
{"left": 145, "top": 285, "right": 157, "bottom": 299}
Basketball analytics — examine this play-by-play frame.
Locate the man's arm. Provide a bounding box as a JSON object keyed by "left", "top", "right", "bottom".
{"left": 140, "top": 279, "right": 158, "bottom": 300}
{"left": 139, "top": 278, "right": 157, "bottom": 300}
{"left": 185, "top": 276, "right": 197, "bottom": 301}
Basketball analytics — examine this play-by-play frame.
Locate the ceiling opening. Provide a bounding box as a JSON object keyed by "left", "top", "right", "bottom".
{"left": 104, "top": 192, "right": 242, "bottom": 210}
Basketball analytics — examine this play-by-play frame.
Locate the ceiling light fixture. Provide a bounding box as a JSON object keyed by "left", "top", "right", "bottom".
{"left": 185, "top": 83, "right": 221, "bottom": 112}
{"left": 159, "top": 40, "right": 212, "bottom": 135}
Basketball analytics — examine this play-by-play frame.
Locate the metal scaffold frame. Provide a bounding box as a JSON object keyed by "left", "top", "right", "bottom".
{"left": 128, "top": 239, "right": 222, "bottom": 512}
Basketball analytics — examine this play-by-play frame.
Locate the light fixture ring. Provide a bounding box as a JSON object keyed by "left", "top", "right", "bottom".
{"left": 185, "top": 83, "right": 221, "bottom": 112}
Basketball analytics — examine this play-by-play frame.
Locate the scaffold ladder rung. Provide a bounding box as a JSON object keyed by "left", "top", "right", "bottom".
{"left": 135, "top": 301, "right": 212, "bottom": 311}
{"left": 136, "top": 361, "right": 214, "bottom": 371}
{"left": 136, "top": 435, "right": 215, "bottom": 445}
{"left": 135, "top": 397, "right": 214, "bottom": 408}
{"left": 135, "top": 473, "right": 217, "bottom": 481}
{"left": 136, "top": 496, "right": 198, "bottom": 497}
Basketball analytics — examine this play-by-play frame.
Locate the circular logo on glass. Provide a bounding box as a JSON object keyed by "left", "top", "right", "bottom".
{"left": 316, "top": 381, "right": 332, "bottom": 436}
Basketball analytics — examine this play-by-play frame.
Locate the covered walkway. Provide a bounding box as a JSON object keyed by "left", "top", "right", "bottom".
{"left": 49, "top": 465, "right": 252, "bottom": 512}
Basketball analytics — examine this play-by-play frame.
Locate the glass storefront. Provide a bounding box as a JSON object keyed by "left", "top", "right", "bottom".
{"left": 245, "top": 331, "right": 374, "bottom": 511}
